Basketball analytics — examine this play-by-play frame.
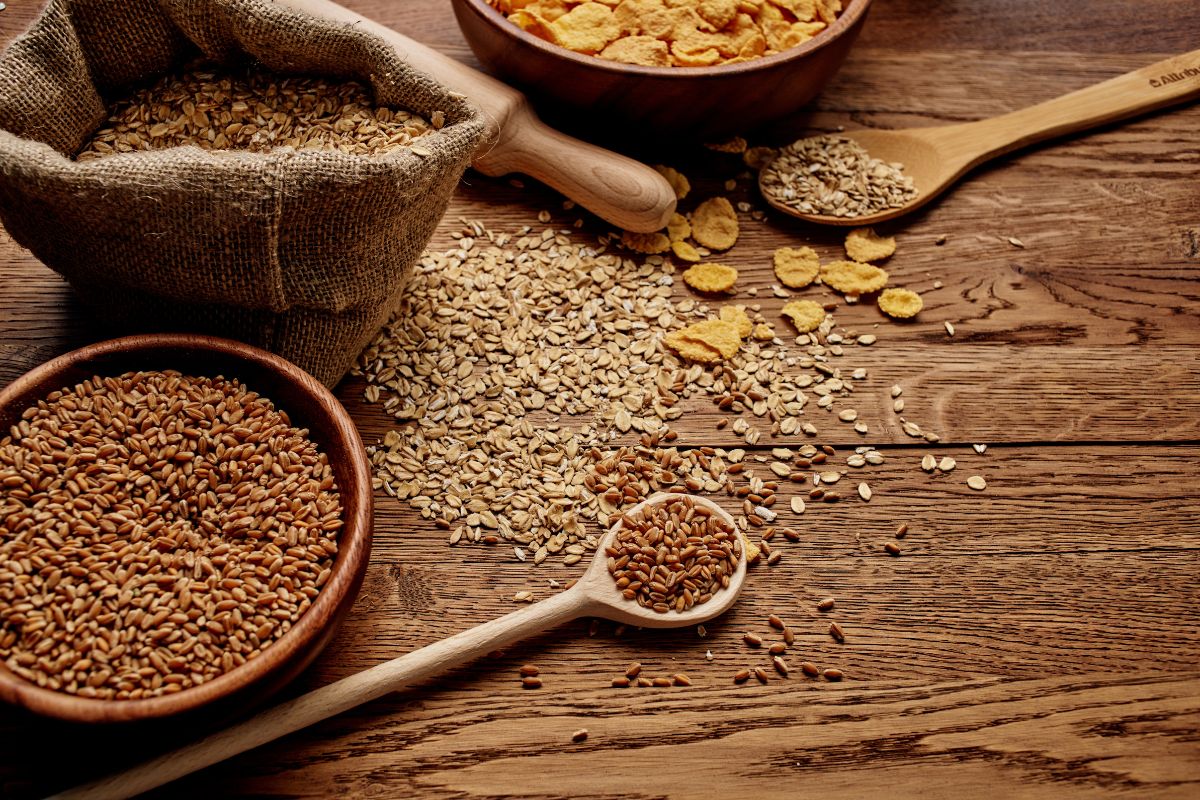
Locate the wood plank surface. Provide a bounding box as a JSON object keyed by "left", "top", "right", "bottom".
{"left": 1, "top": 0, "right": 1199, "bottom": 798}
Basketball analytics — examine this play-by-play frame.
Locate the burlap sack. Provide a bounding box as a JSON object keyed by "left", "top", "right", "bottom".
{"left": 0, "top": 0, "right": 484, "bottom": 386}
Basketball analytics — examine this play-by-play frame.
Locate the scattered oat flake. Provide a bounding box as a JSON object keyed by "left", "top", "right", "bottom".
{"left": 944, "top": 321, "right": 956, "bottom": 336}
{"left": 973, "top": 444, "right": 988, "bottom": 454}
{"left": 858, "top": 482, "right": 872, "bottom": 501}
{"left": 967, "top": 475, "right": 987, "bottom": 490}
{"left": 1008, "top": 236, "right": 1025, "bottom": 248}
{"left": 938, "top": 457, "right": 956, "bottom": 472}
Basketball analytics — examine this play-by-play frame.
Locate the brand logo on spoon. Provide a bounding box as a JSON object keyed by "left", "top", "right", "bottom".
{"left": 1148, "top": 65, "right": 1199, "bottom": 88}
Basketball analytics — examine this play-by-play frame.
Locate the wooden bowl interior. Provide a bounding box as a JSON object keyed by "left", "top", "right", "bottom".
{"left": 0, "top": 334, "right": 373, "bottom": 724}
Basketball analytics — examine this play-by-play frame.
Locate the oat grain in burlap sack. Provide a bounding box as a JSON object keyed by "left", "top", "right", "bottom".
{"left": 0, "top": 0, "right": 484, "bottom": 386}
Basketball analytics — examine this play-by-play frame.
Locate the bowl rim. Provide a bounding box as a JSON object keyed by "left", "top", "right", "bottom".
{"left": 0, "top": 333, "right": 374, "bottom": 723}
{"left": 454, "top": 0, "right": 872, "bottom": 79}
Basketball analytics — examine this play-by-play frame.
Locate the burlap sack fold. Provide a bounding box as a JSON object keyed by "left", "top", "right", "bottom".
{"left": 0, "top": 0, "right": 484, "bottom": 386}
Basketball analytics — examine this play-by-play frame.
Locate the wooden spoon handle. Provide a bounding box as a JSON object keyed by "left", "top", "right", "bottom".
{"left": 52, "top": 588, "right": 589, "bottom": 800}
{"left": 474, "top": 103, "right": 677, "bottom": 232}
{"left": 275, "top": 0, "right": 675, "bottom": 232}
{"left": 938, "top": 49, "right": 1200, "bottom": 164}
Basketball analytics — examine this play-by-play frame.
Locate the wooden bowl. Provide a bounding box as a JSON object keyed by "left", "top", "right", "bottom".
{"left": 451, "top": 0, "right": 873, "bottom": 138}
{"left": 0, "top": 334, "right": 373, "bottom": 724}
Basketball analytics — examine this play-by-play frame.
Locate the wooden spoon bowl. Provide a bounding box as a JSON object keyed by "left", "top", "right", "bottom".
{"left": 761, "top": 48, "right": 1200, "bottom": 226}
{"left": 59, "top": 492, "right": 746, "bottom": 798}
{"left": 0, "top": 334, "right": 374, "bottom": 725}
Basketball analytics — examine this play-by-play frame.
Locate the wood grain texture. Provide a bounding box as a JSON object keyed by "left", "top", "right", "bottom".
{"left": 1, "top": 0, "right": 1199, "bottom": 798}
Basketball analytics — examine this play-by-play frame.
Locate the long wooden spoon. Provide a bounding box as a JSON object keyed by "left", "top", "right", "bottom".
{"left": 277, "top": 0, "right": 676, "bottom": 233}
{"left": 760, "top": 49, "right": 1200, "bottom": 226}
{"left": 53, "top": 493, "right": 744, "bottom": 800}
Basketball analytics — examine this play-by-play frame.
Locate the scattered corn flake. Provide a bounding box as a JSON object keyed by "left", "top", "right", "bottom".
{"left": 548, "top": 3, "right": 622, "bottom": 53}
{"left": 682, "top": 262, "right": 739, "bottom": 293}
{"left": 773, "top": 246, "right": 820, "bottom": 288}
{"left": 707, "top": 136, "right": 748, "bottom": 153}
{"left": 600, "top": 34, "right": 671, "bottom": 66}
{"left": 654, "top": 164, "right": 691, "bottom": 200}
{"left": 878, "top": 288, "right": 922, "bottom": 319}
{"left": 743, "top": 533, "right": 761, "bottom": 564}
{"left": 752, "top": 322, "right": 775, "bottom": 340}
{"left": 621, "top": 229, "right": 671, "bottom": 254}
{"left": 719, "top": 304, "right": 753, "bottom": 337}
{"left": 664, "top": 319, "right": 742, "bottom": 363}
{"left": 666, "top": 213, "right": 691, "bottom": 242}
{"left": 781, "top": 299, "right": 826, "bottom": 332}
{"left": 691, "top": 197, "right": 739, "bottom": 250}
{"left": 671, "top": 240, "right": 702, "bottom": 261}
{"left": 743, "top": 146, "right": 776, "bottom": 170}
{"left": 820, "top": 259, "right": 888, "bottom": 294}
{"left": 844, "top": 227, "right": 896, "bottom": 262}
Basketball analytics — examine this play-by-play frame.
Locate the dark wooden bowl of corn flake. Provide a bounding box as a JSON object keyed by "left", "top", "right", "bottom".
{"left": 451, "top": 0, "right": 873, "bottom": 138}
{"left": 0, "top": 334, "right": 373, "bottom": 724}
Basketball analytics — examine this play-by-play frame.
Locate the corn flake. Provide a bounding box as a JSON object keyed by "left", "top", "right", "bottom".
{"left": 691, "top": 197, "right": 739, "bottom": 250}
{"left": 781, "top": 299, "right": 825, "bottom": 332}
{"left": 548, "top": 3, "right": 622, "bottom": 54}
{"left": 622, "top": 229, "right": 672, "bottom": 254}
{"left": 493, "top": 0, "right": 843, "bottom": 66}
{"left": 719, "top": 304, "right": 753, "bottom": 337}
{"left": 601, "top": 34, "right": 671, "bottom": 65}
{"left": 752, "top": 322, "right": 775, "bottom": 340}
{"left": 773, "top": 245, "right": 819, "bottom": 288}
{"left": 654, "top": 164, "right": 691, "bottom": 200}
{"left": 743, "top": 146, "right": 776, "bottom": 170}
{"left": 706, "top": 136, "right": 747, "bottom": 153}
{"left": 820, "top": 259, "right": 888, "bottom": 294}
{"left": 667, "top": 213, "right": 691, "bottom": 242}
{"left": 664, "top": 319, "right": 741, "bottom": 363}
{"left": 682, "top": 262, "right": 738, "bottom": 293}
{"left": 671, "top": 240, "right": 702, "bottom": 261}
{"left": 844, "top": 227, "right": 896, "bottom": 262}
{"left": 878, "top": 288, "right": 923, "bottom": 319}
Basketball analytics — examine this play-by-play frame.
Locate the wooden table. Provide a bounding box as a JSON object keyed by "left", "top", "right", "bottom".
{"left": 2, "top": 1, "right": 1199, "bottom": 797}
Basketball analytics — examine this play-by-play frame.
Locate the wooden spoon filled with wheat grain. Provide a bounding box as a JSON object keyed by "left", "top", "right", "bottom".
{"left": 54, "top": 493, "right": 745, "bottom": 800}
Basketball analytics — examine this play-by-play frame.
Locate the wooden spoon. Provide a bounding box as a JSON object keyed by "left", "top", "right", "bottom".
{"left": 277, "top": 0, "right": 676, "bottom": 233}
{"left": 53, "top": 493, "right": 744, "bottom": 800}
{"left": 760, "top": 49, "right": 1200, "bottom": 226}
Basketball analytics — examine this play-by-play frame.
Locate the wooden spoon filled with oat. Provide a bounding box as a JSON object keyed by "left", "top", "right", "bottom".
{"left": 57, "top": 493, "right": 745, "bottom": 800}
{"left": 759, "top": 48, "right": 1200, "bottom": 226}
